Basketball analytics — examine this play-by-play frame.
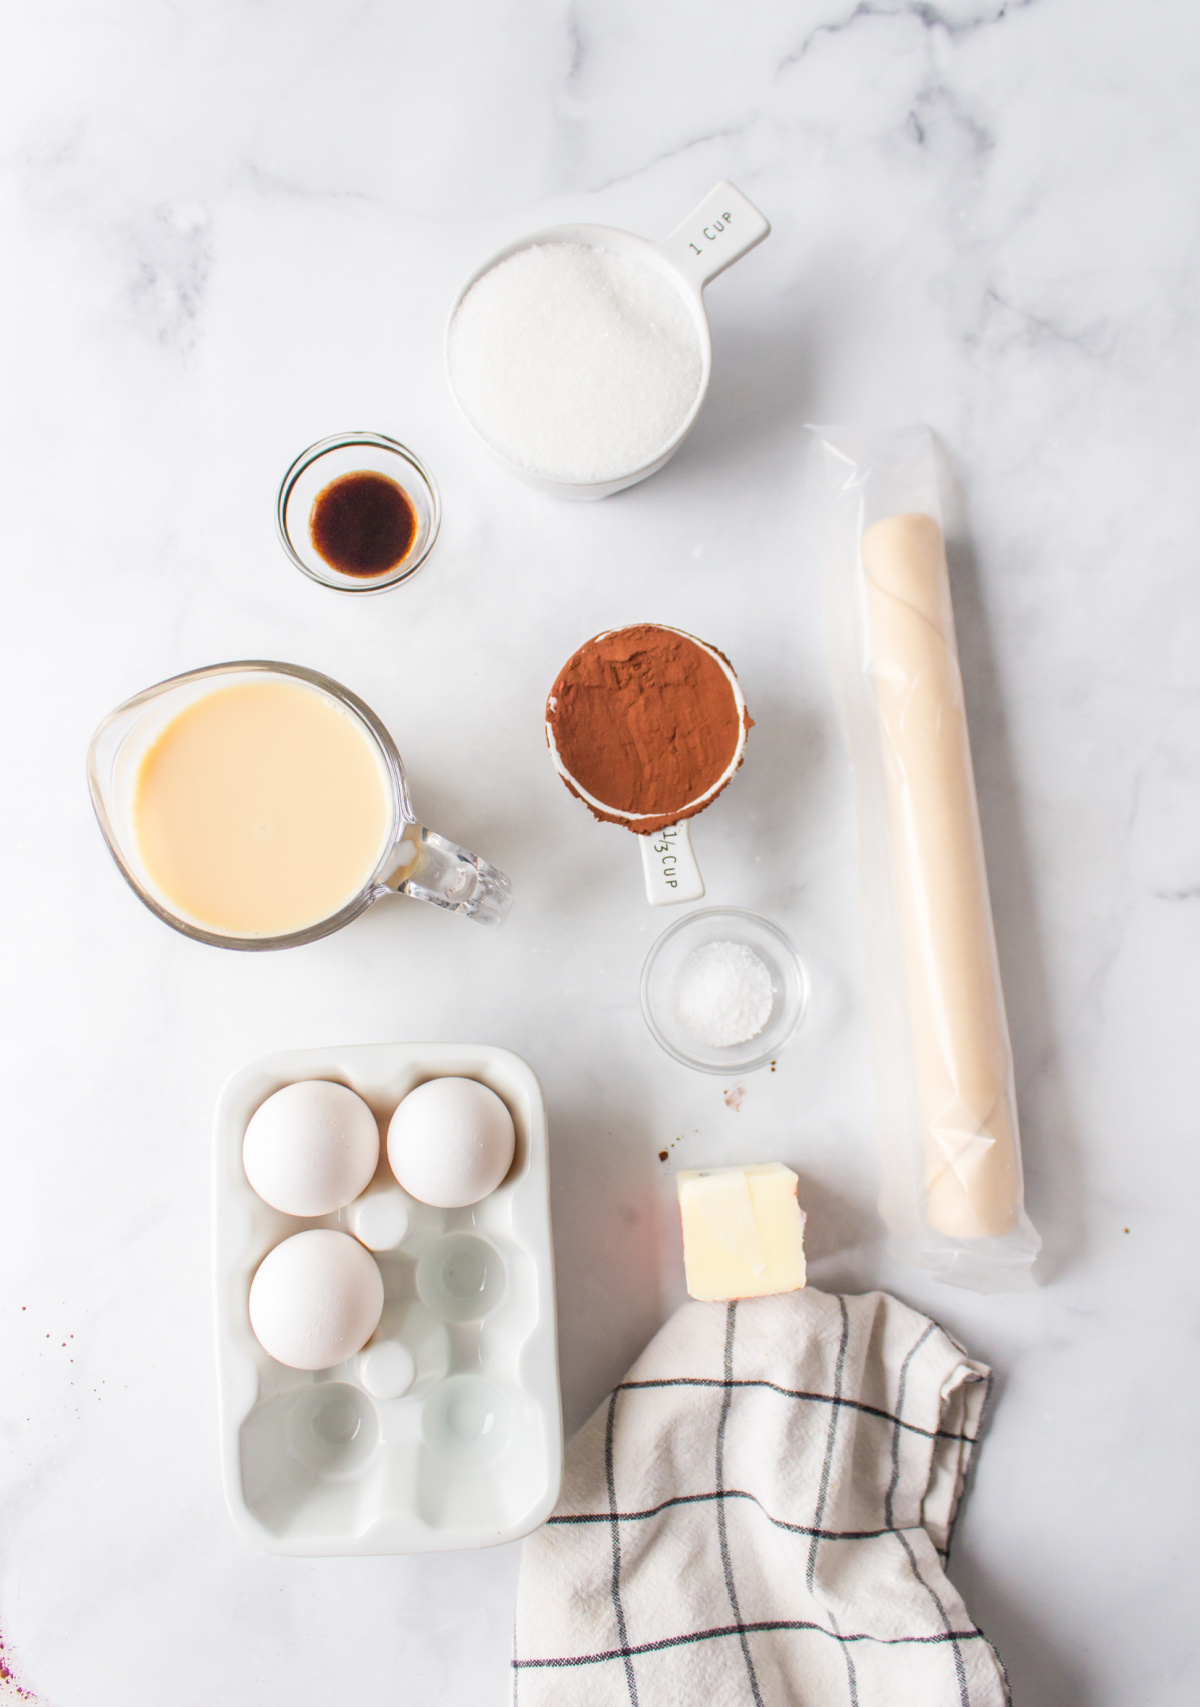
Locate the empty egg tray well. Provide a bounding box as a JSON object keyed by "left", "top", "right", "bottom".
{"left": 213, "top": 1042, "right": 562, "bottom": 1556}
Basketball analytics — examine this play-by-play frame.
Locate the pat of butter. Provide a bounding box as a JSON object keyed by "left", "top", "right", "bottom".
{"left": 677, "top": 1164, "right": 806, "bottom": 1302}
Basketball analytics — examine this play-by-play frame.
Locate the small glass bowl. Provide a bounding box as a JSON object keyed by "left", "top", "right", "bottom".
{"left": 276, "top": 431, "right": 441, "bottom": 593}
{"left": 640, "top": 907, "right": 808, "bottom": 1074}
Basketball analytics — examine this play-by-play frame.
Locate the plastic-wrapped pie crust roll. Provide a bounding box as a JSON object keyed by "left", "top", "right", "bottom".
{"left": 862, "top": 512, "right": 1020, "bottom": 1239}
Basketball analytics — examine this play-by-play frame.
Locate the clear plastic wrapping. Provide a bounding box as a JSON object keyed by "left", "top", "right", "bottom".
{"left": 813, "top": 425, "right": 1040, "bottom": 1292}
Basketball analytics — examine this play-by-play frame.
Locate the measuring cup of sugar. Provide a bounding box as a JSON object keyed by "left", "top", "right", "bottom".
{"left": 446, "top": 181, "right": 770, "bottom": 499}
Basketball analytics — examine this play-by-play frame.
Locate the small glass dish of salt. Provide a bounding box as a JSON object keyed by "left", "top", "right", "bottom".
{"left": 640, "top": 908, "right": 808, "bottom": 1074}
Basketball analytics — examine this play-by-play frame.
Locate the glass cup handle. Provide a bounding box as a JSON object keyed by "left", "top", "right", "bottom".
{"left": 382, "top": 825, "right": 513, "bottom": 926}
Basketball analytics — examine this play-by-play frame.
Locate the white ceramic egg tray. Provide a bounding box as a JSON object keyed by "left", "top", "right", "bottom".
{"left": 213, "top": 1043, "right": 562, "bottom": 1556}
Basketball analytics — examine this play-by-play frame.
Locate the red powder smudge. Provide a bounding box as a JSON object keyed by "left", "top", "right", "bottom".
{"left": 0, "top": 1631, "right": 41, "bottom": 1701}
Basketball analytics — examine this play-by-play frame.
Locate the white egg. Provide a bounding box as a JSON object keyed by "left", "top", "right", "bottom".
{"left": 243, "top": 1080, "right": 379, "bottom": 1217}
{"left": 387, "top": 1077, "right": 516, "bottom": 1208}
{"left": 248, "top": 1229, "right": 384, "bottom": 1371}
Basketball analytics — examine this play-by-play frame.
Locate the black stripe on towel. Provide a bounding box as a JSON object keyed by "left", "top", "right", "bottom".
{"left": 805, "top": 1296, "right": 860, "bottom": 1707}
{"left": 944, "top": 1369, "right": 993, "bottom": 1566}
{"left": 889, "top": 1324, "right": 971, "bottom": 1707}
{"left": 715, "top": 1302, "right": 765, "bottom": 1707}
{"left": 512, "top": 1620, "right": 995, "bottom": 1671}
{"left": 605, "top": 1388, "right": 639, "bottom": 1707}
{"left": 885, "top": 1323, "right": 936, "bottom": 1534}
{"left": 614, "top": 1376, "right": 977, "bottom": 1444}
{"left": 548, "top": 1487, "right": 912, "bottom": 1542}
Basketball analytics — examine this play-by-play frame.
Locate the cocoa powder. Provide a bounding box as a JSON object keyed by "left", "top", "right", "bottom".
{"left": 545, "top": 624, "right": 751, "bottom": 835}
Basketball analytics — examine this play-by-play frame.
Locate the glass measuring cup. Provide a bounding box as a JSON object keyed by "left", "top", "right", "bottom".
{"left": 87, "top": 661, "right": 512, "bottom": 950}
{"left": 446, "top": 180, "right": 770, "bottom": 499}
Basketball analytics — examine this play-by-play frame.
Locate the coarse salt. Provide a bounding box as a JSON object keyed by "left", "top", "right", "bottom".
{"left": 447, "top": 242, "right": 703, "bottom": 485}
{"left": 672, "top": 940, "right": 774, "bottom": 1049}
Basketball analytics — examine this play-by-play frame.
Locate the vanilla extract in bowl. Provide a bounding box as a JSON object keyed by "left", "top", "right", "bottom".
{"left": 276, "top": 433, "right": 441, "bottom": 593}
{"left": 310, "top": 471, "right": 417, "bottom": 577}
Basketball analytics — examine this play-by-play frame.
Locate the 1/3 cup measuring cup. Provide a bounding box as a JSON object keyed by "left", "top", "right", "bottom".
{"left": 446, "top": 181, "right": 770, "bottom": 499}
{"left": 87, "top": 661, "right": 512, "bottom": 950}
{"left": 545, "top": 624, "right": 752, "bottom": 905}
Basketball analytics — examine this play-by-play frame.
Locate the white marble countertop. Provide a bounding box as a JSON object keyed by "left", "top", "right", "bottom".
{"left": 2, "top": 2, "right": 1197, "bottom": 1702}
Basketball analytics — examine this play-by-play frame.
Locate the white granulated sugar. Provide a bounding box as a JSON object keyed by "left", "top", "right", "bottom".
{"left": 448, "top": 242, "right": 703, "bottom": 485}
{"left": 672, "top": 941, "right": 774, "bottom": 1049}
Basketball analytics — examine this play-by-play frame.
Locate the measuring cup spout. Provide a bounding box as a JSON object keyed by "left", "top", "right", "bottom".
{"left": 383, "top": 826, "right": 513, "bottom": 925}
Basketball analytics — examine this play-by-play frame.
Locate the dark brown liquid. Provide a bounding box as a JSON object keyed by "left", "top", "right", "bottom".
{"left": 309, "top": 471, "right": 417, "bottom": 577}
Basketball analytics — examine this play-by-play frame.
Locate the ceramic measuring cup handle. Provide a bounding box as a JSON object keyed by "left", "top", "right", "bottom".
{"left": 639, "top": 820, "right": 706, "bottom": 907}
{"left": 383, "top": 826, "right": 513, "bottom": 925}
{"left": 656, "top": 181, "right": 771, "bottom": 291}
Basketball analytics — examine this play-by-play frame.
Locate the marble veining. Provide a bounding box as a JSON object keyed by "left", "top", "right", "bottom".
{"left": 2, "top": 2, "right": 1198, "bottom": 1703}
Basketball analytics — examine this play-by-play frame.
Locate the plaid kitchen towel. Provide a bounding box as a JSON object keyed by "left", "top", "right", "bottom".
{"left": 514, "top": 1288, "right": 1008, "bottom": 1707}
